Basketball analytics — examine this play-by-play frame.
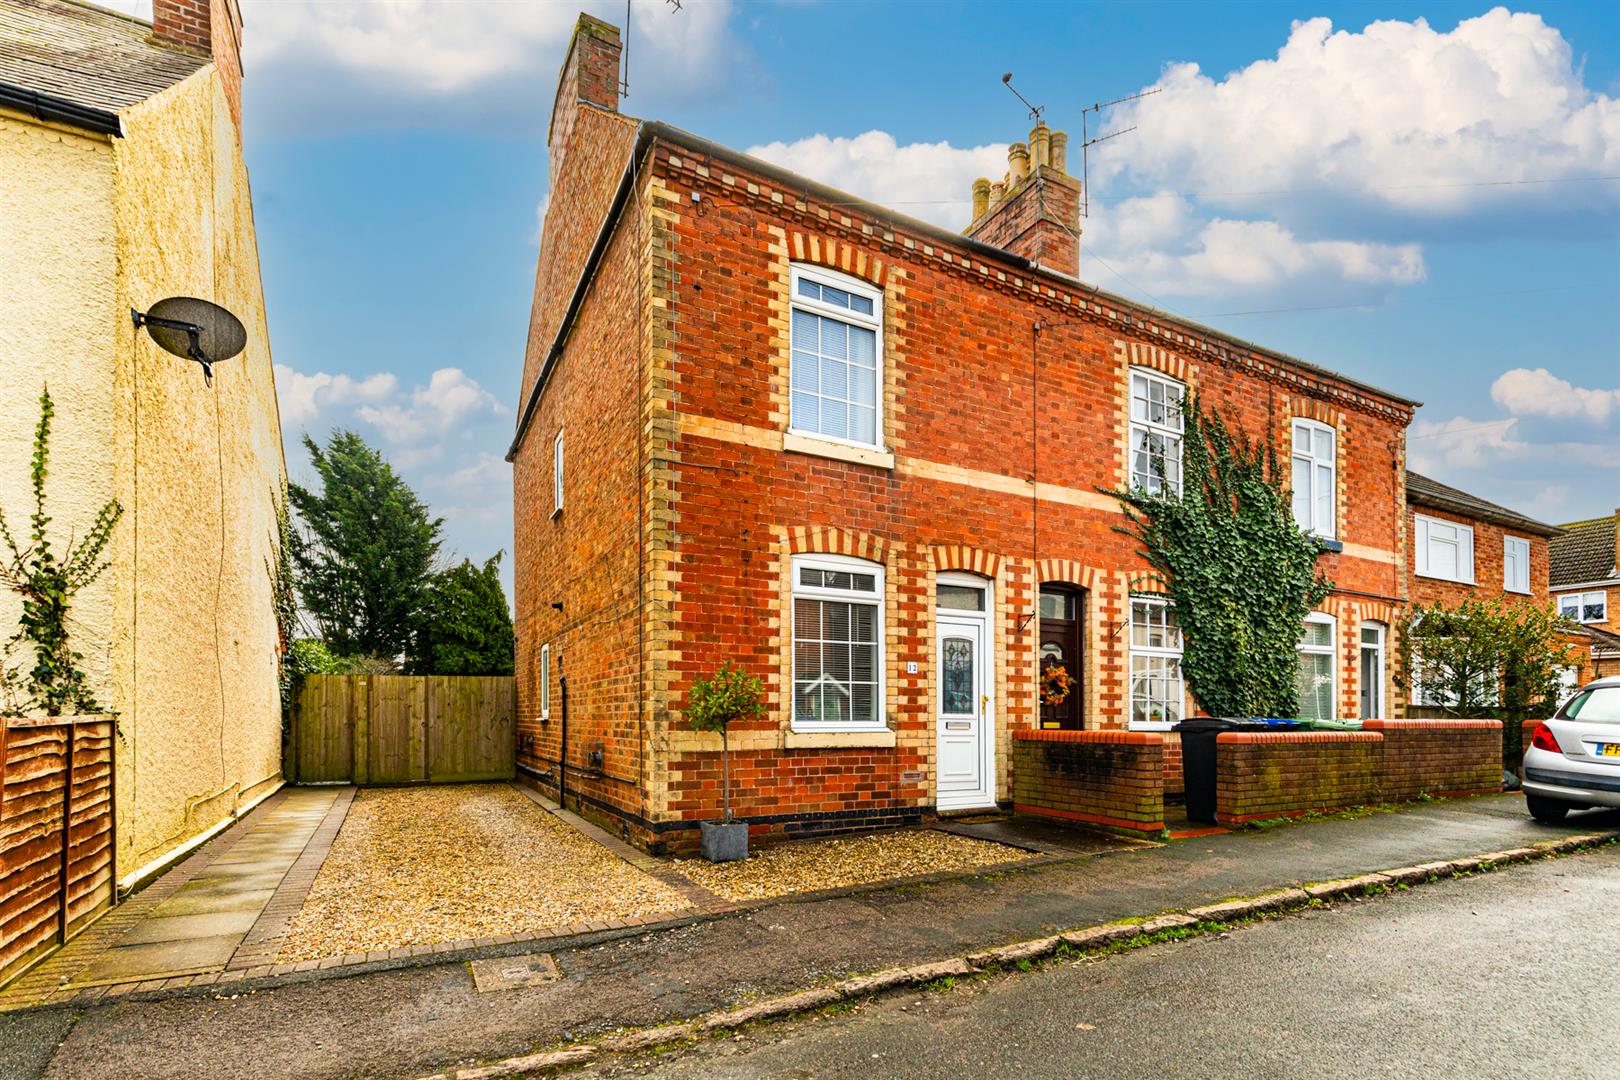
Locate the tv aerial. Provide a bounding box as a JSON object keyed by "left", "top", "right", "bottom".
{"left": 1001, "top": 72, "right": 1044, "bottom": 122}
{"left": 131, "top": 297, "right": 247, "bottom": 386}
{"left": 1079, "top": 87, "right": 1161, "bottom": 217}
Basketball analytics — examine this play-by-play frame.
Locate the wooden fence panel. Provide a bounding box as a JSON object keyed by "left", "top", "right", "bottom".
{"left": 368, "top": 676, "right": 428, "bottom": 785}
{"left": 295, "top": 676, "right": 354, "bottom": 783}
{"left": 293, "top": 675, "right": 515, "bottom": 785}
{"left": 1, "top": 717, "right": 116, "bottom": 988}
{"left": 427, "top": 676, "right": 516, "bottom": 782}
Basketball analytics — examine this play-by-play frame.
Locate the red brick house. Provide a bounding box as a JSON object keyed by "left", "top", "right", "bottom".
{"left": 511, "top": 15, "right": 1435, "bottom": 850}
{"left": 1402, "top": 471, "right": 1577, "bottom": 699}
{"left": 1551, "top": 509, "right": 1620, "bottom": 678}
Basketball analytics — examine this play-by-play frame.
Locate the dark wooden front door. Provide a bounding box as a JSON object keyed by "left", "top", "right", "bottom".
{"left": 1039, "top": 588, "right": 1084, "bottom": 730}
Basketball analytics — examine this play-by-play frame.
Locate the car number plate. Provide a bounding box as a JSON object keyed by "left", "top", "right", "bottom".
{"left": 1598, "top": 744, "right": 1620, "bottom": 759}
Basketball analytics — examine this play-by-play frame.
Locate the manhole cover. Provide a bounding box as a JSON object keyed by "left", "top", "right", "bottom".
{"left": 468, "top": 953, "right": 562, "bottom": 993}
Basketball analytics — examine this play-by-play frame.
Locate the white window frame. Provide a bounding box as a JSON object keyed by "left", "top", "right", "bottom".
{"left": 1503, "top": 535, "right": 1531, "bottom": 595}
{"left": 1128, "top": 595, "right": 1184, "bottom": 731}
{"left": 1128, "top": 367, "right": 1185, "bottom": 496}
{"left": 1358, "top": 622, "right": 1386, "bottom": 720}
{"left": 1290, "top": 418, "right": 1337, "bottom": 538}
{"left": 539, "top": 644, "right": 551, "bottom": 720}
{"left": 787, "top": 264, "right": 885, "bottom": 452}
{"left": 790, "top": 552, "right": 887, "bottom": 733}
{"left": 1413, "top": 513, "right": 1475, "bottom": 584}
{"left": 1297, "top": 612, "right": 1337, "bottom": 721}
{"left": 552, "top": 430, "right": 564, "bottom": 517}
{"left": 1559, "top": 590, "right": 1608, "bottom": 624}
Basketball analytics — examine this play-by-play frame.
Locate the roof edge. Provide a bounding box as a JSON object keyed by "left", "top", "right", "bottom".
{"left": 510, "top": 117, "right": 1424, "bottom": 457}
{"left": 1406, "top": 488, "right": 1562, "bottom": 538}
{"left": 0, "top": 82, "right": 121, "bottom": 136}
{"left": 643, "top": 120, "right": 1422, "bottom": 411}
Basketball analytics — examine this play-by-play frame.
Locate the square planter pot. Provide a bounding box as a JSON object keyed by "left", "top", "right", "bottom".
{"left": 700, "top": 820, "right": 748, "bottom": 863}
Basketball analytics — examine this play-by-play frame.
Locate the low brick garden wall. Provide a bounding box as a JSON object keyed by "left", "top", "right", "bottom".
{"left": 1214, "top": 732, "right": 1383, "bottom": 825}
{"left": 1011, "top": 730, "right": 1164, "bottom": 837}
{"left": 1368, "top": 719, "right": 1502, "bottom": 800}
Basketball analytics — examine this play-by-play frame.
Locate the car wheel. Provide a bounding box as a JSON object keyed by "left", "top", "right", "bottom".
{"left": 1526, "top": 794, "right": 1573, "bottom": 824}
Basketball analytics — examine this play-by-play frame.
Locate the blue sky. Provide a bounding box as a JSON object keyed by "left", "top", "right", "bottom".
{"left": 116, "top": 1, "right": 1620, "bottom": 592}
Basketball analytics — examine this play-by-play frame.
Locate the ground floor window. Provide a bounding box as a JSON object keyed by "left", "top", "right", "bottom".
{"left": 1129, "top": 596, "right": 1183, "bottom": 729}
{"left": 1297, "top": 613, "right": 1336, "bottom": 720}
{"left": 791, "top": 553, "right": 885, "bottom": 731}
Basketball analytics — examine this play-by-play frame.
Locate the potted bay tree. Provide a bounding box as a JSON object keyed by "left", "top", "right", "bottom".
{"left": 687, "top": 661, "right": 765, "bottom": 862}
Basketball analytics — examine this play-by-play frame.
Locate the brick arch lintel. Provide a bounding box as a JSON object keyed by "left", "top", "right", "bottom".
{"left": 787, "top": 525, "right": 889, "bottom": 564}
{"left": 787, "top": 231, "right": 892, "bottom": 289}
{"left": 930, "top": 545, "right": 1001, "bottom": 578}
{"left": 1035, "top": 560, "right": 1107, "bottom": 592}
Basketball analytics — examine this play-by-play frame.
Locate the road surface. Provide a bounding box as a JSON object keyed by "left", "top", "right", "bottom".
{"left": 595, "top": 843, "right": 1620, "bottom": 1079}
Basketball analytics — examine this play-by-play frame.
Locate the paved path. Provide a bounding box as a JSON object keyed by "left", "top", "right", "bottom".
{"left": 6, "top": 794, "right": 1614, "bottom": 1080}
{"left": 0, "top": 787, "right": 347, "bottom": 1010}
{"left": 616, "top": 841, "right": 1620, "bottom": 1078}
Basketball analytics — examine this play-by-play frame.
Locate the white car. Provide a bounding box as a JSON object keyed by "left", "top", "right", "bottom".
{"left": 1522, "top": 675, "right": 1620, "bottom": 823}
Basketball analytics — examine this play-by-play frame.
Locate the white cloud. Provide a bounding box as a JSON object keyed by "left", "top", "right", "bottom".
{"left": 1406, "top": 415, "right": 1528, "bottom": 471}
{"left": 273, "top": 365, "right": 398, "bottom": 424}
{"left": 746, "top": 131, "right": 1006, "bottom": 230}
{"left": 1491, "top": 367, "right": 1620, "bottom": 423}
{"left": 356, "top": 367, "right": 507, "bottom": 443}
{"left": 1085, "top": 197, "right": 1424, "bottom": 299}
{"left": 1096, "top": 9, "right": 1620, "bottom": 221}
{"left": 238, "top": 0, "right": 755, "bottom": 134}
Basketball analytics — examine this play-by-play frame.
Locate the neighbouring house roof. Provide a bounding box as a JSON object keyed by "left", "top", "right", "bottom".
{"left": 1405, "top": 470, "right": 1562, "bottom": 538}
{"left": 1551, "top": 515, "right": 1618, "bottom": 589}
{"left": 0, "top": 0, "right": 207, "bottom": 135}
{"left": 510, "top": 117, "right": 1421, "bottom": 457}
{"left": 1573, "top": 622, "right": 1620, "bottom": 657}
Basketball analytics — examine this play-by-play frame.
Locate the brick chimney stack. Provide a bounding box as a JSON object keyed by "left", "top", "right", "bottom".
{"left": 150, "top": 0, "right": 244, "bottom": 136}
{"left": 548, "top": 15, "right": 623, "bottom": 177}
{"left": 965, "top": 121, "right": 1082, "bottom": 278}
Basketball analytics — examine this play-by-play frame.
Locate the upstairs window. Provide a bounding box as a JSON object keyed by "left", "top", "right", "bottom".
{"left": 1559, "top": 591, "right": 1608, "bottom": 624}
{"left": 1503, "top": 536, "right": 1531, "bottom": 595}
{"left": 1290, "top": 419, "right": 1336, "bottom": 538}
{"left": 791, "top": 554, "right": 885, "bottom": 731}
{"left": 789, "top": 265, "right": 882, "bottom": 449}
{"left": 1414, "top": 513, "right": 1474, "bottom": 584}
{"left": 1128, "top": 368, "right": 1185, "bottom": 496}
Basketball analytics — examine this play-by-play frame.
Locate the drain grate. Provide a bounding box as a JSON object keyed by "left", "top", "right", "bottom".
{"left": 468, "top": 953, "right": 562, "bottom": 993}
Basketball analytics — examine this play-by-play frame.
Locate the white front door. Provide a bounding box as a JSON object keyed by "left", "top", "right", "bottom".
{"left": 936, "top": 616, "right": 992, "bottom": 810}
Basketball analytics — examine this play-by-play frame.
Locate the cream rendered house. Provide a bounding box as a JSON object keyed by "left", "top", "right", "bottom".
{"left": 0, "top": 0, "right": 285, "bottom": 887}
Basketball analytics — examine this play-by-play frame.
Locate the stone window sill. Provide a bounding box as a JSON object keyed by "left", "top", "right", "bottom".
{"left": 783, "top": 431, "right": 895, "bottom": 470}
{"left": 785, "top": 729, "right": 897, "bottom": 749}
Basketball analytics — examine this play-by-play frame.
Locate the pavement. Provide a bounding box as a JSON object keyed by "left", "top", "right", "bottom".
{"left": 0, "top": 786, "right": 351, "bottom": 1012}
{"left": 4, "top": 794, "right": 1615, "bottom": 1080}
{"left": 612, "top": 840, "right": 1620, "bottom": 1079}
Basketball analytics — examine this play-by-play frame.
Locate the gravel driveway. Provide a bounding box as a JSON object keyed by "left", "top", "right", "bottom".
{"left": 275, "top": 784, "right": 691, "bottom": 961}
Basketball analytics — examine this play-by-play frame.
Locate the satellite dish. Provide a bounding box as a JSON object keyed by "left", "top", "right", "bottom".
{"left": 131, "top": 297, "right": 247, "bottom": 386}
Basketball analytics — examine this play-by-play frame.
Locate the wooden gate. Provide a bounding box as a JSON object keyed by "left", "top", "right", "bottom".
{"left": 290, "top": 675, "right": 515, "bottom": 784}
{"left": 0, "top": 716, "right": 116, "bottom": 987}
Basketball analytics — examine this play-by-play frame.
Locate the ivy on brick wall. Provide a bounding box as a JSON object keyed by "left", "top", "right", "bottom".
{"left": 1106, "top": 393, "right": 1331, "bottom": 719}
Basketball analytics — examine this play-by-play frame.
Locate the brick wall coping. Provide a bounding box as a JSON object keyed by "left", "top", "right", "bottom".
{"left": 1364, "top": 718, "right": 1501, "bottom": 731}
{"left": 1217, "top": 731, "right": 1382, "bottom": 745}
{"left": 1013, "top": 729, "right": 1162, "bottom": 745}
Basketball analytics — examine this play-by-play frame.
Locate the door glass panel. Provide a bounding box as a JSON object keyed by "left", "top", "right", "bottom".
{"left": 1360, "top": 647, "right": 1378, "bottom": 718}
{"left": 1039, "top": 591, "right": 1076, "bottom": 619}
{"left": 937, "top": 584, "right": 985, "bottom": 611}
{"left": 1040, "top": 642, "right": 1064, "bottom": 667}
{"left": 942, "top": 637, "right": 974, "bottom": 714}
